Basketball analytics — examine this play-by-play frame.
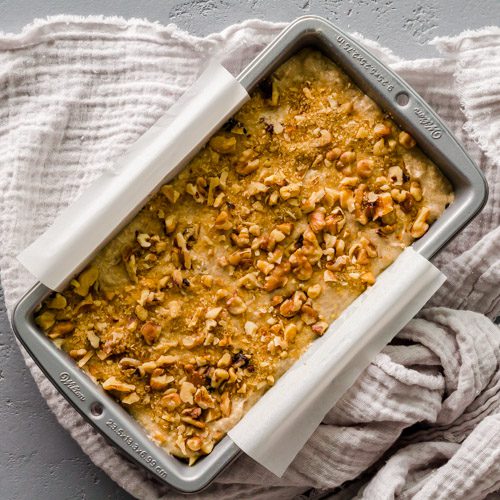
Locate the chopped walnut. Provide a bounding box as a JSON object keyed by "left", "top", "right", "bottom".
{"left": 46, "top": 293, "right": 67, "bottom": 310}
{"left": 214, "top": 211, "right": 232, "bottom": 231}
{"left": 194, "top": 386, "right": 215, "bottom": 409}
{"left": 388, "top": 166, "right": 403, "bottom": 186}
{"left": 210, "top": 135, "right": 236, "bottom": 154}
{"left": 73, "top": 266, "right": 98, "bottom": 297}
{"left": 312, "top": 321, "right": 328, "bottom": 335}
{"left": 325, "top": 207, "right": 346, "bottom": 234}
{"left": 160, "top": 185, "right": 180, "bottom": 203}
{"left": 179, "top": 382, "right": 196, "bottom": 404}
{"left": 373, "top": 192, "right": 394, "bottom": 220}
{"left": 181, "top": 416, "right": 206, "bottom": 429}
{"left": 232, "top": 227, "right": 251, "bottom": 248}
{"left": 307, "top": 284, "right": 322, "bottom": 299}
{"left": 373, "top": 139, "right": 386, "bottom": 156}
{"left": 135, "top": 304, "right": 148, "bottom": 321}
{"left": 186, "top": 437, "right": 203, "bottom": 451}
{"left": 137, "top": 233, "right": 151, "bottom": 248}
{"left": 160, "top": 393, "right": 181, "bottom": 410}
{"left": 226, "top": 295, "right": 247, "bottom": 315}
{"left": 326, "top": 147, "right": 342, "bottom": 161}
{"left": 140, "top": 322, "right": 161, "bottom": 345}
{"left": 220, "top": 391, "right": 232, "bottom": 417}
{"left": 236, "top": 158, "right": 260, "bottom": 176}
{"left": 289, "top": 249, "right": 313, "bottom": 281}
{"left": 205, "top": 307, "right": 223, "bottom": 320}
{"left": 69, "top": 348, "right": 87, "bottom": 359}
{"left": 411, "top": 207, "right": 431, "bottom": 238}
{"left": 256, "top": 259, "right": 275, "bottom": 275}
{"left": 122, "top": 392, "right": 140, "bottom": 405}
{"left": 35, "top": 311, "right": 56, "bottom": 330}
{"left": 284, "top": 324, "right": 298, "bottom": 343}
{"left": 245, "top": 181, "right": 268, "bottom": 198}
{"left": 102, "top": 376, "right": 136, "bottom": 393}
{"left": 361, "top": 272, "right": 376, "bottom": 285}
{"left": 356, "top": 159, "right": 374, "bottom": 179}
{"left": 410, "top": 181, "right": 423, "bottom": 201}
{"left": 309, "top": 209, "right": 326, "bottom": 233}
{"left": 279, "top": 291, "right": 306, "bottom": 318}
{"left": 312, "top": 129, "right": 332, "bottom": 147}
{"left": 86, "top": 330, "right": 100, "bottom": 349}
{"left": 211, "top": 368, "right": 229, "bottom": 389}
{"left": 165, "top": 215, "right": 177, "bottom": 234}
{"left": 399, "top": 131, "right": 416, "bottom": 149}
{"left": 244, "top": 321, "right": 258, "bottom": 336}
{"left": 339, "top": 189, "right": 355, "bottom": 213}
{"left": 119, "top": 357, "right": 141, "bottom": 369}
{"left": 48, "top": 321, "right": 74, "bottom": 339}
{"left": 138, "top": 361, "right": 157, "bottom": 376}
{"left": 373, "top": 123, "right": 391, "bottom": 137}
{"left": 150, "top": 369, "right": 174, "bottom": 390}
{"left": 339, "top": 151, "right": 356, "bottom": 165}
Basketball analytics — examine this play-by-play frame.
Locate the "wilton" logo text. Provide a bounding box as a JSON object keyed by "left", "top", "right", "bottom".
{"left": 59, "top": 372, "right": 86, "bottom": 401}
{"left": 413, "top": 107, "right": 443, "bottom": 139}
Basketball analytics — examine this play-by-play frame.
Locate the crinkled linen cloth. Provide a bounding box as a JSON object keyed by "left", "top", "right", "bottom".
{"left": 0, "top": 16, "right": 499, "bottom": 500}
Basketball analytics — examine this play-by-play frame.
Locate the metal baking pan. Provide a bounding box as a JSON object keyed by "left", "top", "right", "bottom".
{"left": 12, "top": 15, "right": 487, "bottom": 493}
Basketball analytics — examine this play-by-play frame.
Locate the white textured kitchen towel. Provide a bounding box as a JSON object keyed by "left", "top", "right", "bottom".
{"left": 0, "top": 17, "right": 499, "bottom": 500}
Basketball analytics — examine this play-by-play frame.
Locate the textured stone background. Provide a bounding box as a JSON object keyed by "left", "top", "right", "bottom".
{"left": 1, "top": 1, "right": 498, "bottom": 499}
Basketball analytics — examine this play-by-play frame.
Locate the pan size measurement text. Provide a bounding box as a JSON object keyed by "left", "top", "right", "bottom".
{"left": 336, "top": 35, "right": 394, "bottom": 91}
{"left": 105, "top": 418, "right": 168, "bottom": 479}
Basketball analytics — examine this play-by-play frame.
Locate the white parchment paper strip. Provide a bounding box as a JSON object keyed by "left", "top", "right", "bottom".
{"left": 18, "top": 62, "right": 249, "bottom": 291}
{"left": 228, "top": 247, "right": 446, "bottom": 477}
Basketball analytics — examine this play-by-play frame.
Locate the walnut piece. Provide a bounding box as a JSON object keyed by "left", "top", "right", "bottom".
{"left": 102, "top": 376, "right": 136, "bottom": 393}
{"left": 140, "top": 322, "right": 161, "bottom": 345}
{"left": 179, "top": 382, "right": 196, "bottom": 404}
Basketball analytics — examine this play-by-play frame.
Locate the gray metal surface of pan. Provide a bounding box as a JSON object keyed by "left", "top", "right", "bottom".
{"left": 12, "top": 15, "right": 488, "bottom": 493}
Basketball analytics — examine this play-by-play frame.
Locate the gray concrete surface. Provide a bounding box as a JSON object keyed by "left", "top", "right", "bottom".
{"left": 0, "top": 1, "right": 498, "bottom": 499}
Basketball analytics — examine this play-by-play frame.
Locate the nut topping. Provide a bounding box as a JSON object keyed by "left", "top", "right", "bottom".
{"left": 186, "top": 437, "right": 203, "bottom": 451}
{"left": 194, "top": 386, "right": 215, "bottom": 409}
{"left": 102, "top": 376, "right": 136, "bottom": 393}
{"left": 211, "top": 368, "right": 229, "bottom": 389}
{"left": 35, "top": 311, "right": 56, "bottom": 331}
{"left": 410, "top": 207, "right": 431, "bottom": 238}
{"left": 46, "top": 293, "right": 67, "bottom": 310}
{"left": 150, "top": 369, "right": 174, "bottom": 390}
{"left": 279, "top": 291, "right": 306, "bottom": 318}
{"left": 226, "top": 295, "right": 247, "bottom": 315}
{"left": 48, "top": 321, "right": 74, "bottom": 339}
{"left": 179, "top": 382, "right": 196, "bottom": 404}
{"left": 312, "top": 129, "right": 332, "bottom": 147}
{"left": 210, "top": 135, "right": 236, "bottom": 154}
{"left": 289, "top": 249, "right": 313, "bottom": 281}
{"left": 73, "top": 266, "right": 98, "bottom": 297}
{"left": 399, "top": 131, "right": 416, "bottom": 149}
{"left": 309, "top": 209, "right": 326, "bottom": 233}
{"left": 140, "top": 322, "right": 161, "bottom": 345}
{"left": 37, "top": 47, "right": 453, "bottom": 465}
{"left": 161, "top": 393, "right": 181, "bottom": 410}
{"left": 356, "top": 159, "right": 374, "bottom": 178}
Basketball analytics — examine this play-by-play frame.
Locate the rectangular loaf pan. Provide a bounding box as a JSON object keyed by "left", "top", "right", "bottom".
{"left": 12, "top": 15, "right": 487, "bottom": 493}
